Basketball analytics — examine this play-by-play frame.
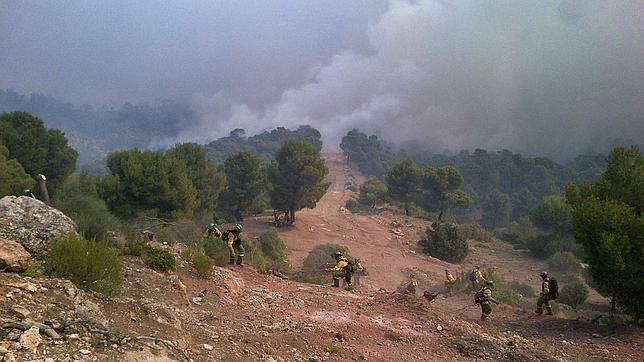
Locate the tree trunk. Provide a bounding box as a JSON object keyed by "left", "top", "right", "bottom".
{"left": 611, "top": 296, "right": 616, "bottom": 312}
{"left": 404, "top": 203, "right": 410, "bottom": 216}
{"left": 37, "top": 174, "right": 50, "bottom": 204}
{"left": 438, "top": 204, "right": 445, "bottom": 221}
{"left": 290, "top": 207, "right": 296, "bottom": 224}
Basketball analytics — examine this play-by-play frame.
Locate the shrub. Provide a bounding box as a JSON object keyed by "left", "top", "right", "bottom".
{"left": 184, "top": 244, "right": 213, "bottom": 278}
{"left": 485, "top": 271, "right": 529, "bottom": 307}
{"left": 507, "top": 281, "right": 536, "bottom": 298}
{"left": 345, "top": 198, "right": 359, "bottom": 212}
{"left": 547, "top": 251, "right": 582, "bottom": 275}
{"left": 258, "top": 229, "right": 289, "bottom": 271}
{"left": 457, "top": 223, "right": 495, "bottom": 243}
{"left": 46, "top": 234, "right": 122, "bottom": 295}
{"left": 498, "top": 216, "right": 538, "bottom": 247}
{"left": 423, "top": 223, "right": 468, "bottom": 263}
{"left": 558, "top": 281, "right": 589, "bottom": 309}
{"left": 144, "top": 247, "right": 176, "bottom": 272}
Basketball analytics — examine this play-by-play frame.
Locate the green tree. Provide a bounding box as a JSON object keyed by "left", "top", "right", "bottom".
{"left": 167, "top": 143, "right": 225, "bottom": 216}
{"left": 530, "top": 195, "right": 572, "bottom": 236}
{"left": 386, "top": 158, "right": 423, "bottom": 216}
{"left": 0, "top": 144, "right": 35, "bottom": 197}
{"left": 101, "top": 149, "right": 197, "bottom": 219}
{"left": 358, "top": 178, "right": 388, "bottom": 209}
{"left": 0, "top": 111, "right": 77, "bottom": 193}
{"left": 480, "top": 189, "right": 511, "bottom": 230}
{"left": 216, "top": 150, "right": 266, "bottom": 221}
{"left": 422, "top": 165, "right": 473, "bottom": 220}
{"left": 566, "top": 147, "right": 643, "bottom": 322}
{"left": 268, "top": 140, "right": 329, "bottom": 224}
{"left": 423, "top": 222, "right": 468, "bottom": 263}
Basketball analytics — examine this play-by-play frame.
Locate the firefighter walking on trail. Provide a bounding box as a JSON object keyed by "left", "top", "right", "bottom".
{"left": 444, "top": 269, "right": 456, "bottom": 295}
{"left": 326, "top": 251, "right": 354, "bottom": 291}
{"left": 535, "top": 271, "right": 556, "bottom": 315}
{"left": 469, "top": 265, "right": 486, "bottom": 290}
{"left": 405, "top": 273, "right": 418, "bottom": 295}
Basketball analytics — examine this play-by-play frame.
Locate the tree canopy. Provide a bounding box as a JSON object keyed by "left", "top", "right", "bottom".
{"left": 100, "top": 149, "right": 197, "bottom": 219}
{"left": 268, "top": 140, "right": 329, "bottom": 224}
{"left": 0, "top": 143, "right": 35, "bottom": 197}
{"left": 216, "top": 151, "right": 266, "bottom": 221}
{"left": 566, "top": 146, "right": 643, "bottom": 322}
{"left": 386, "top": 158, "right": 423, "bottom": 216}
{"left": 422, "top": 165, "right": 473, "bottom": 221}
{"left": 0, "top": 111, "right": 77, "bottom": 193}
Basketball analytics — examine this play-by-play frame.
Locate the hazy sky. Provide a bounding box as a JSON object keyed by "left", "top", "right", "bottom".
{"left": 1, "top": 0, "right": 642, "bottom": 158}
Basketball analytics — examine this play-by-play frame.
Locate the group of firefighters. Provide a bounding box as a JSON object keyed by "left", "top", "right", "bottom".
{"left": 202, "top": 222, "right": 555, "bottom": 322}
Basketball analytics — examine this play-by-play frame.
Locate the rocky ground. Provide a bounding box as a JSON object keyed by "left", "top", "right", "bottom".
{"left": 0, "top": 155, "right": 642, "bottom": 361}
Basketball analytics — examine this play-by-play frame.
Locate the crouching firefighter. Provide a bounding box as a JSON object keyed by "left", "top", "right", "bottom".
{"left": 326, "top": 251, "right": 354, "bottom": 291}
{"left": 475, "top": 280, "right": 499, "bottom": 321}
{"left": 223, "top": 224, "right": 244, "bottom": 265}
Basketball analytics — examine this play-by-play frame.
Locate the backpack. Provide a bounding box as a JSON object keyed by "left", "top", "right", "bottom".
{"left": 469, "top": 270, "right": 478, "bottom": 282}
{"left": 344, "top": 259, "right": 355, "bottom": 273}
{"left": 221, "top": 230, "right": 230, "bottom": 242}
{"left": 474, "top": 290, "right": 486, "bottom": 304}
{"left": 548, "top": 278, "right": 559, "bottom": 300}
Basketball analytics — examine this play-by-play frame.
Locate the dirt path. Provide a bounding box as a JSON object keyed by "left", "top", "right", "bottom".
{"left": 279, "top": 153, "right": 455, "bottom": 290}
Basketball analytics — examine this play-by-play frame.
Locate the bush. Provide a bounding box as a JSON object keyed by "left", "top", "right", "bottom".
{"left": 485, "top": 271, "right": 530, "bottom": 307}
{"left": 144, "top": 247, "right": 176, "bottom": 272}
{"left": 547, "top": 251, "right": 582, "bottom": 275}
{"left": 258, "top": 229, "right": 289, "bottom": 271}
{"left": 46, "top": 234, "right": 122, "bottom": 295}
{"left": 423, "top": 223, "right": 468, "bottom": 263}
{"left": 184, "top": 244, "right": 213, "bottom": 278}
{"left": 457, "top": 223, "right": 495, "bottom": 242}
{"left": 558, "top": 281, "right": 589, "bottom": 309}
{"left": 527, "top": 235, "right": 584, "bottom": 260}
{"left": 507, "top": 281, "right": 536, "bottom": 298}
{"left": 345, "top": 198, "right": 359, "bottom": 212}
{"left": 497, "top": 216, "right": 538, "bottom": 247}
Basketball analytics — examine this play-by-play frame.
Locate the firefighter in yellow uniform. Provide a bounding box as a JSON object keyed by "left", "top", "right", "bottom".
{"left": 225, "top": 224, "right": 244, "bottom": 265}
{"left": 444, "top": 269, "right": 456, "bottom": 295}
{"left": 535, "top": 271, "right": 553, "bottom": 315}
{"left": 405, "top": 273, "right": 419, "bottom": 295}
{"left": 469, "top": 265, "right": 487, "bottom": 290}
{"left": 326, "top": 252, "right": 354, "bottom": 291}
{"left": 204, "top": 223, "right": 222, "bottom": 238}
{"left": 480, "top": 280, "right": 499, "bottom": 320}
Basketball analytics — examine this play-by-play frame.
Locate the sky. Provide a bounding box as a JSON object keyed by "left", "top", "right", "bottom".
{"left": 1, "top": 0, "right": 642, "bottom": 158}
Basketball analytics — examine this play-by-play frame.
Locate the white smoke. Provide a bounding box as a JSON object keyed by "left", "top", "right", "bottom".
{"left": 168, "top": 0, "right": 643, "bottom": 158}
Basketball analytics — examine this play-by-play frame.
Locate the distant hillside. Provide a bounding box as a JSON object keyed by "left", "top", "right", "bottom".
{"left": 0, "top": 89, "right": 195, "bottom": 165}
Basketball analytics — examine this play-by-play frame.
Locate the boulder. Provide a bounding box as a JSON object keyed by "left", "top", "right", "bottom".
{"left": 0, "top": 196, "right": 76, "bottom": 256}
{"left": 19, "top": 326, "right": 41, "bottom": 353}
{"left": 0, "top": 237, "right": 31, "bottom": 272}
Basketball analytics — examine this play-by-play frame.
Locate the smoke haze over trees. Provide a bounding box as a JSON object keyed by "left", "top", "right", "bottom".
{"left": 1, "top": 1, "right": 642, "bottom": 161}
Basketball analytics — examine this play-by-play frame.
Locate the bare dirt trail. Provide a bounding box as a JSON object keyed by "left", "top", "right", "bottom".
{"left": 279, "top": 153, "right": 455, "bottom": 290}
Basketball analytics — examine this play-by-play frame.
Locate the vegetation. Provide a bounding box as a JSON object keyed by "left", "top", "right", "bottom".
{"left": 183, "top": 244, "right": 214, "bottom": 278}
{"left": 257, "top": 228, "right": 289, "bottom": 271}
{"left": 386, "top": 159, "right": 423, "bottom": 216}
{"left": 423, "top": 223, "right": 468, "bottom": 263}
{"left": 547, "top": 251, "right": 582, "bottom": 275}
{"left": 558, "top": 281, "right": 589, "bottom": 309}
{"left": 422, "top": 165, "right": 473, "bottom": 221}
{"left": 100, "top": 149, "right": 197, "bottom": 219}
{"left": 0, "top": 111, "right": 77, "bottom": 193}
{"left": 53, "top": 174, "right": 119, "bottom": 241}
{"left": 340, "top": 129, "right": 401, "bottom": 179}
{"left": 357, "top": 178, "right": 388, "bottom": 209}
{"left": 46, "top": 234, "right": 122, "bottom": 295}
{"left": 143, "top": 246, "right": 176, "bottom": 272}
{"left": 566, "top": 146, "right": 643, "bottom": 322}
{"left": 0, "top": 143, "right": 34, "bottom": 197}
{"left": 167, "top": 143, "right": 226, "bottom": 216}
{"left": 268, "top": 140, "right": 329, "bottom": 224}
{"left": 456, "top": 223, "right": 495, "bottom": 243}
{"left": 205, "top": 126, "right": 323, "bottom": 163}
{"left": 216, "top": 151, "right": 266, "bottom": 221}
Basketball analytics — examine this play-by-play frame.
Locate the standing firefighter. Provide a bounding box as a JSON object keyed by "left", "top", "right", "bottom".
{"left": 475, "top": 280, "right": 499, "bottom": 321}
{"left": 204, "top": 223, "right": 222, "bottom": 238}
{"left": 535, "top": 271, "right": 556, "bottom": 315}
{"left": 223, "top": 224, "right": 244, "bottom": 265}
{"left": 405, "top": 273, "right": 419, "bottom": 295}
{"left": 469, "top": 265, "right": 487, "bottom": 290}
{"left": 444, "top": 269, "right": 456, "bottom": 295}
{"left": 326, "top": 251, "right": 354, "bottom": 291}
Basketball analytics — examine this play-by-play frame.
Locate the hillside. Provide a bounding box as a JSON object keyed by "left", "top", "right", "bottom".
{"left": 0, "top": 155, "right": 642, "bottom": 361}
